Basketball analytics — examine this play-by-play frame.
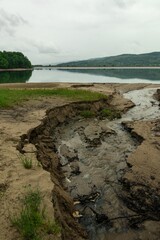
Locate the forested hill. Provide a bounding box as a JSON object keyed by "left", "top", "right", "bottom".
{"left": 55, "top": 52, "right": 160, "bottom": 67}
{"left": 0, "top": 51, "right": 32, "bottom": 69}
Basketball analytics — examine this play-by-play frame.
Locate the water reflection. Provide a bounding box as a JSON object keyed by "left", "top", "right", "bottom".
{"left": 64, "top": 68, "right": 160, "bottom": 81}
{"left": 0, "top": 68, "right": 160, "bottom": 84}
{"left": 0, "top": 70, "right": 32, "bottom": 83}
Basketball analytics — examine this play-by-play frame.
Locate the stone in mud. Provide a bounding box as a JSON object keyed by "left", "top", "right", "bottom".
{"left": 84, "top": 123, "right": 116, "bottom": 146}
{"left": 59, "top": 144, "right": 78, "bottom": 162}
{"left": 23, "top": 143, "right": 37, "bottom": 153}
{"left": 84, "top": 124, "right": 102, "bottom": 141}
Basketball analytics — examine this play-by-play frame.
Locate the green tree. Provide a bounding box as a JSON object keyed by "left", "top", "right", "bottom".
{"left": 0, "top": 51, "right": 32, "bottom": 69}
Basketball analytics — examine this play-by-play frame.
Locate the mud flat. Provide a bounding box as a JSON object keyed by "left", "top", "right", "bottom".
{"left": 0, "top": 83, "right": 160, "bottom": 240}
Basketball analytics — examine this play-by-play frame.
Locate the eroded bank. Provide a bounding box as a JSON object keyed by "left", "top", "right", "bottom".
{"left": 17, "top": 88, "right": 160, "bottom": 240}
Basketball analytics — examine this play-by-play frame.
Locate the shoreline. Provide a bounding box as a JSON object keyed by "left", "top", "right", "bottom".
{"left": 0, "top": 68, "right": 33, "bottom": 72}
{"left": 35, "top": 66, "right": 160, "bottom": 69}
{"left": 0, "top": 82, "right": 160, "bottom": 91}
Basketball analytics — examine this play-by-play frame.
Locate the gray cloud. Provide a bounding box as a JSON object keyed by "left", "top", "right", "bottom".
{"left": 113, "top": 0, "right": 137, "bottom": 9}
{"left": 0, "top": 8, "right": 27, "bottom": 35}
{"left": 25, "top": 39, "right": 59, "bottom": 54}
{"left": 35, "top": 43, "right": 59, "bottom": 54}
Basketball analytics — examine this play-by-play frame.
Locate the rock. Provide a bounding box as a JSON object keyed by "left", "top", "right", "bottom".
{"left": 59, "top": 144, "right": 78, "bottom": 162}
{"left": 23, "top": 143, "right": 37, "bottom": 153}
{"left": 84, "top": 124, "right": 102, "bottom": 142}
{"left": 84, "top": 123, "right": 115, "bottom": 146}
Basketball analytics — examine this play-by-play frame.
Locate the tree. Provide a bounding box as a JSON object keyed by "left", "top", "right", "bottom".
{"left": 0, "top": 51, "right": 32, "bottom": 69}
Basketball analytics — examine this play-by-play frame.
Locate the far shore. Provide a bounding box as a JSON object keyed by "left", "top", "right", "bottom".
{"left": 0, "top": 68, "right": 33, "bottom": 72}
{"left": 34, "top": 66, "right": 160, "bottom": 70}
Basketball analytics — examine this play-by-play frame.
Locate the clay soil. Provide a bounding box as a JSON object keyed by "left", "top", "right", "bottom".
{"left": 0, "top": 82, "right": 160, "bottom": 240}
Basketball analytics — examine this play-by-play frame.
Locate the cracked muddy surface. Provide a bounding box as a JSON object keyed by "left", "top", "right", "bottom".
{"left": 54, "top": 118, "right": 140, "bottom": 239}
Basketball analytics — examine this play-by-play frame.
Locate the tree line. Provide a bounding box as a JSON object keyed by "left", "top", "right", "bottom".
{"left": 0, "top": 51, "right": 32, "bottom": 69}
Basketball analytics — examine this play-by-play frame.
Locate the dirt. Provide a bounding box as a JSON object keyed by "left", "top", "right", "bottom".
{"left": 0, "top": 82, "right": 160, "bottom": 240}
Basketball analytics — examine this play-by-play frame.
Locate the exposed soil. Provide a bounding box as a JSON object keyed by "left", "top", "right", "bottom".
{"left": 0, "top": 83, "right": 160, "bottom": 240}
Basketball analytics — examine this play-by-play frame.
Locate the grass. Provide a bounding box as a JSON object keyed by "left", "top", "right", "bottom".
{"left": 0, "top": 88, "right": 107, "bottom": 108}
{"left": 21, "top": 156, "right": 33, "bottom": 169}
{"left": 100, "top": 108, "right": 121, "bottom": 120}
{"left": 80, "top": 110, "right": 95, "bottom": 118}
{"left": 11, "top": 188, "right": 61, "bottom": 240}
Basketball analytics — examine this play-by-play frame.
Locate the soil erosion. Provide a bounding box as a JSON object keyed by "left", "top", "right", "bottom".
{"left": 0, "top": 83, "right": 160, "bottom": 240}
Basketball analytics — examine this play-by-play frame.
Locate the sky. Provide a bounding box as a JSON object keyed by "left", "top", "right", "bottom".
{"left": 0, "top": 0, "right": 160, "bottom": 64}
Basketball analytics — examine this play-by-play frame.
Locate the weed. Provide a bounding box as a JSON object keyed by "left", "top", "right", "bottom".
{"left": 100, "top": 108, "right": 121, "bottom": 120}
{"left": 11, "top": 188, "right": 61, "bottom": 240}
{"left": 80, "top": 110, "right": 95, "bottom": 118}
{"left": 21, "top": 156, "right": 33, "bottom": 169}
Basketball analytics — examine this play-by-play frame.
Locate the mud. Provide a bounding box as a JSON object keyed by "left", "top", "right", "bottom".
{"left": 17, "top": 88, "right": 160, "bottom": 240}
{"left": 17, "top": 99, "right": 114, "bottom": 240}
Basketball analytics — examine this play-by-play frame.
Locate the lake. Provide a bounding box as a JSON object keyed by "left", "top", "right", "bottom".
{"left": 1, "top": 68, "right": 160, "bottom": 84}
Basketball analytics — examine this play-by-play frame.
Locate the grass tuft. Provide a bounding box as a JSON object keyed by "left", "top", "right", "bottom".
{"left": 21, "top": 156, "right": 33, "bottom": 169}
{"left": 100, "top": 108, "right": 121, "bottom": 120}
{"left": 80, "top": 110, "right": 95, "bottom": 118}
{"left": 11, "top": 188, "right": 61, "bottom": 240}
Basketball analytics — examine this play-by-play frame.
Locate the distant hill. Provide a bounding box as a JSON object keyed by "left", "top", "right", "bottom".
{"left": 55, "top": 52, "right": 160, "bottom": 67}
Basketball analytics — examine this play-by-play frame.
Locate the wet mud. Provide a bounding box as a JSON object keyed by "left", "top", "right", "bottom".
{"left": 17, "top": 88, "right": 160, "bottom": 240}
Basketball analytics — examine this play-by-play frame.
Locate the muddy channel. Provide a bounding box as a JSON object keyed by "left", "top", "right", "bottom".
{"left": 18, "top": 88, "right": 160, "bottom": 240}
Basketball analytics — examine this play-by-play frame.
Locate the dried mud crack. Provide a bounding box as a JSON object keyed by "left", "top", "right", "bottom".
{"left": 17, "top": 90, "right": 160, "bottom": 240}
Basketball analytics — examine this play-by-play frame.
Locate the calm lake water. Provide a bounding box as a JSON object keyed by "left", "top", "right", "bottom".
{"left": 1, "top": 68, "right": 160, "bottom": 84}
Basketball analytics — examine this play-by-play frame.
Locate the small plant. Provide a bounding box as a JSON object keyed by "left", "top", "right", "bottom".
{"left": 12, "top": 189, "right": 43, "bottom": 239}
{"left": 80, "top": 110, "right": 95, "bottom": 118}
{"left": 21, "top": 156, "right": 33, "bottom": 169}
{"left": 100, "top": 108, "right": 121, "bottom": 120}
{"left": 101, "top": 109, "right": 112, "bottom": 117}
{"left": 11, "top": 188, "right": 61, "bottom": 240}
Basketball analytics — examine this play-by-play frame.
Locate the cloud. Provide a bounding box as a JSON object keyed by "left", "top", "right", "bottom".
{"left": 0, "top": 8, "right": 28, "bottom": 36}
{"left": 25, "top": 39, "right": 59, "bottom": 54}
{"left": 37, "top": 43, "right": 59, "bottom": 54}
{"left": 113, "top": 0, "right": 137, "bottom": 8}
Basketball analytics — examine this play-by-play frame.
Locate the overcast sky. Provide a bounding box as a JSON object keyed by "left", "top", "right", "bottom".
{"left": 0, "top": 0, "right": 160, "bottom": 64}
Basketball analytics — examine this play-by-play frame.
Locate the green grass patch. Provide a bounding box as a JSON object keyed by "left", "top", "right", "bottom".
{"left": 80, "top": 110, "right": 95, "bottom": 118}
{"left": 21, "top": 156, "right": 33, "bottom": 169}
{"left": 100, "top": 108, "right": 121, "bottom": 120}
{"left": 0, "top": 88, "right": 107, "bottom": 108}
{"left": 11, "top": 188, "right": 61, "bottom": 240}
